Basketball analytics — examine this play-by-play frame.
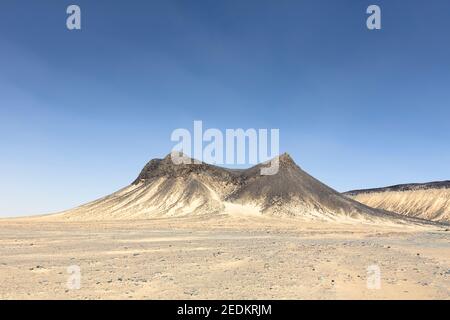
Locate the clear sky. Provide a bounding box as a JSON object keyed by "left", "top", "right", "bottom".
{"left": 1, "top": 0, "right": 450, "bottom": 217}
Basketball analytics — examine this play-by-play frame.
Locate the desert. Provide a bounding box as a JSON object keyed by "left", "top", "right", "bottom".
{"left": 0, "top": 154, "right": 449, "bottom": 300}
{"left": 3, "top": 0, "right": 450, "bottom": 303}
{"left": 0, "top": 216, "right": 449, "bottom": 299}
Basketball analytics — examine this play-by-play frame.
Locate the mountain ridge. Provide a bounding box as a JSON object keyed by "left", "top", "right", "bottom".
{"left": 345, "top": 180, "right": 450, "bottom": 195}
{"left": 54, "top": 152, "right": 436, "bottom": 225}
{"left": 345, "top": 181, "right": 450, "bottom": 223}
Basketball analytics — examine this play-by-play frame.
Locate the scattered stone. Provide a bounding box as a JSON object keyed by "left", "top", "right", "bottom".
{"left": 30, "top": 265, "right": 44, "bottom": 271}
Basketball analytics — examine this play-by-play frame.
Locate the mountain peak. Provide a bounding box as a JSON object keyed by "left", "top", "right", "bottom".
{"left": 279, "top": 152, "right": 293, "bottom": 162}
{"left": 276, "top": 152, "right": 298, "bottom": 169}
{"left": 62, "top": 150, "right": 420, "bottom": 224}
{"left": 132, "top": 152, "right": 236, "bottom": 184}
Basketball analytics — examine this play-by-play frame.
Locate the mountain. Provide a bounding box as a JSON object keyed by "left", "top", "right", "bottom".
{"left": 57, "top": 153, "right": 425, "bottom": 224}
{"left": 345, "top": 181, "right": 450, "bottom": 223}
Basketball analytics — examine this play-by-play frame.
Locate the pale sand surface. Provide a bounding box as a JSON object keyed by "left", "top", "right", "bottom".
{"left": 0, "top": 216, "right": 449, "bottom": 299}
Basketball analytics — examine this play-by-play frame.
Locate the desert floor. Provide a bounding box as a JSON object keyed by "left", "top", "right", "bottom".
{"left": 0, "top": 215, "right": 449, "bottom": 299}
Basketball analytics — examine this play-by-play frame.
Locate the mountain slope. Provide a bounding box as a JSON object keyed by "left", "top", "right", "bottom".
{"left": 226, "top": 154, "right": 393, "bottom": 221}
{"left": 345, "top": 181, "right": 450, "bottom": 223}
{"left": 60, "top": 154, "right": 237, "bottom": 220}
{"left": 57, "top": 153, "right": 428, "bottom": 224}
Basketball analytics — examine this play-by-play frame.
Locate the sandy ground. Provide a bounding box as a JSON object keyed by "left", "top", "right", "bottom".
{"left": 0, "top": 215, "right": 449, "bottom": 300}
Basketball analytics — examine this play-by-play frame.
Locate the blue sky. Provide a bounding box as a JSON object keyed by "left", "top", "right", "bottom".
{"left": 1, "top": 0, "right": 450, "bottom": 217}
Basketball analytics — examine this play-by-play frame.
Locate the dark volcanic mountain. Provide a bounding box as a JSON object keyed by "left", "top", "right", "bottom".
{"left": 345, "top": 181, "right": 450, "bottom": 223}
{"left": 59, "top": 153, "right": 424, "bottom": 223}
